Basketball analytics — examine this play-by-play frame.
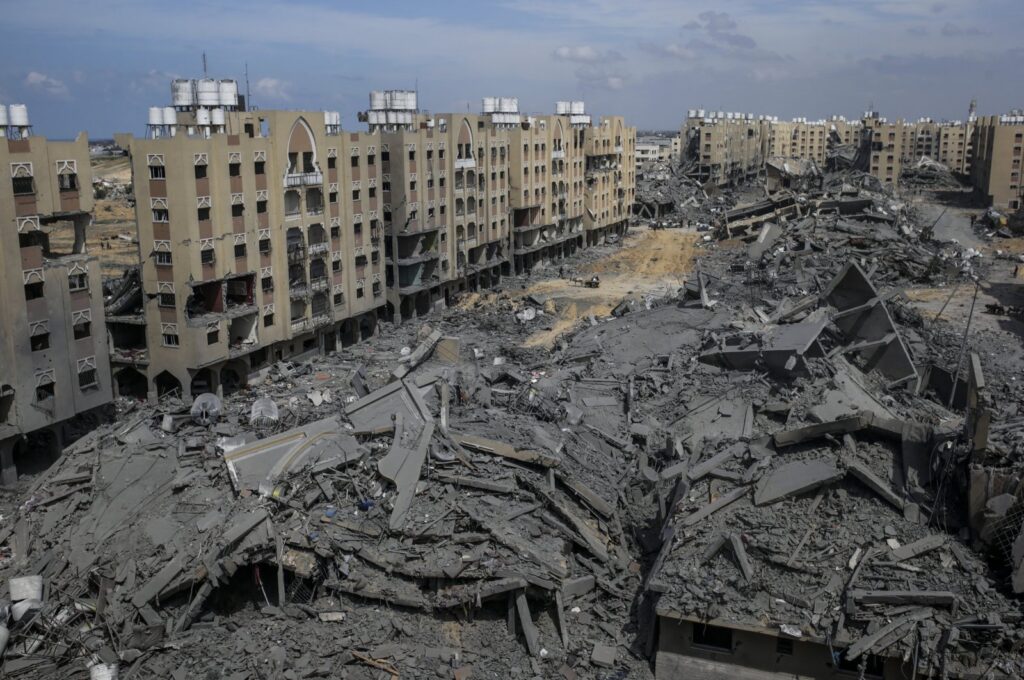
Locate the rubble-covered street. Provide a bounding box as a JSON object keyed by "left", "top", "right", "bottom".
{"left": 2, "top": 167, "right": 1024, "bottom": 679}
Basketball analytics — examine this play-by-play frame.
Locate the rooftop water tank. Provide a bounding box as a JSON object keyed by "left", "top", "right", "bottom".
{"left": 148, "top": 107, "right": 163, "bottom": 126}
{"left": 556, "top": 101, "right": 570, "bottom": 115}
{"left": 0, "top": 105, "right": 8, "bottom": 127}
{"left": 162, "top": 107, "right": 177, "bottom": 126}
{"left": 219, "top": 80, "right": 238, "bottom": 108}
{"left": 172, "top": 79, "right": 194, "bottom": 107}
{"left": 195, "top": 107, "right": 211, "bottom": 126}
{"left": 370, "top": 91, "right": 386, "bottom": 110}
{"left": 196, "top": 79, "right": 219, "bottom": 107}
{"left": 483, "top": 97, "right": 498, "bottom": 113}
{"left": 697, "top": 109, "right": 705, "bottom": 118}
{"left": 9, "top": 104, "right": 29, "bottom": 127}
{"left": 570, "top": 101, "right": 584, "bottom": 115}
{"left": 211, "top": 108, "right": 226, "bottom": 126}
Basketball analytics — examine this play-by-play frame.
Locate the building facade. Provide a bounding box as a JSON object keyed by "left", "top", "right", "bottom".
{"left": 0, "top": 112, "right": 112, "bottom": 484}
{"left": 971, "top": 113, "right": 1024, "bottom": 211}
{"left": 108, "top": 84, "right": 637, "bottom": 394}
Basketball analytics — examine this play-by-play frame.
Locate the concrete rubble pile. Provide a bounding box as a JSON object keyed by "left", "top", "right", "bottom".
{"left": 634, "top": 160, "right": 735, "bottom": 227}
{"left": 2, "top": 180, "right": 1024, "bottom": 678}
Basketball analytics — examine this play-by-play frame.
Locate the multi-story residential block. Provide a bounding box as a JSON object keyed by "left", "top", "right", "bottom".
{"left": 762, "top": 118, "right": 829, "bottom": 166}
{"left": 0, "top": 105, "right": 112, "bottom": 484}
{"left": 900, "top": 118, "right": 974, "bottom": 174}
{"left": 112, "top": 80, "right": 386, "bottom": 401}
{"left": 583, "top": 116, "right": 635, "bottom": 247}
{"left": 108, "top": 82, "right": 637, "bottom": 384}
{"left": 971, "top": 112, "right": 1024, "bottom": 211}
{"left": 681, "top": 111, "right": 764, "bottom": 187}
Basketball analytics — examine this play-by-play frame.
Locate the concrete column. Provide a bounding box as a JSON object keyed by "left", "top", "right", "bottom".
{"left": 1, "top": 437, "right": 19, "bottom": 487}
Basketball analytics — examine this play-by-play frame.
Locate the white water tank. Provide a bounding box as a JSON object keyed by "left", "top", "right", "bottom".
{"left": 555, "top": 101, "right": 570, "bottom": 115}
{"left": 148, "top": 106, "right": 163, "bottom": 126}
{"left": 0, "top": 105, "right": 8, "bottom": 127}
{"left": 163, "top": 107, "right": 177, "bottom": 126}
{"left": 399, "top": 91, "right": 417, "bottom": 111}
{"left": 333, "top": 111, "right": 342, "bottom": 126}
{"left": 370, "top": 91, "right": 386, "bottom": 110}
{"left": 9, "top": 104, "right": 29, "bottom": 127}
{"left": 195, "top": 107, "right": 211, "bottom": 126}
{"left": 386, "top": 111, "right": 398, "bottom": 124}
{"left": 211, "top": 108, "right": 226, "bottom": 126}
{"left": 570, "top": 101, "right": 585, "bottom": 115}
{"left": 172, "top": 79, "right": 194, "bottom": 107}
{"left": 219, "top": 80, "right": 239, "bottom": 108}
{"left": 483, "top": 97, "right": 498, "bottom": 113}
{"left": 196, "top": 79, "right": 219, "bottom": 107}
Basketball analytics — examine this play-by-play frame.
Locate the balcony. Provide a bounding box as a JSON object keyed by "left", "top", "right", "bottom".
{"left": 310, "top": 276, "right": 329, "bottom": 292}
{"left": 110, "top": 347, "right": 149, "bottom": 366}
{"left": 311, "top": 312, "right": 331, "bottom": 328}
{"left": 287, "top": 244, "right": 306, "bottom": 263}
{"left": 290, "top": 318, "right": 310, "bottom": 333}
{"left": 284, "top": 171, "right": 323, "bottom": 188}
{"left": 551, "top": 149, "right": 565, "bottom": 159}
{"left": 308, "top": 241, "right": 329, "bottom": 256}
{"left": 289, "top": 284, "right": 309, "bottom": 300}
{"left": 454, "top": 158, "right": 476, "bottom": 170}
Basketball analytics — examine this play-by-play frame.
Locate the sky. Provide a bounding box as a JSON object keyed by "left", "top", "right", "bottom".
{"left": 1, "top": 0, "right": 1021, "bottom": 139}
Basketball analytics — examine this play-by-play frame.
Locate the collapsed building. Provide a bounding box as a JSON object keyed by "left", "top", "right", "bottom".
{"left": 1, "top": 152, "right": 1023, "bottom": 679}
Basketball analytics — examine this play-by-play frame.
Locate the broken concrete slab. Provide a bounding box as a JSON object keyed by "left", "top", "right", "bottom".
{"left": 754, "top": 457, "right": 843, "bottom": 505}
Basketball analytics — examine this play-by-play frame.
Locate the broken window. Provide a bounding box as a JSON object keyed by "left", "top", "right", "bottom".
{"left": 36, "top": 382, "right": 55, "bottom": 402}
{"left": 73, "top": 321, "right": 91, "bottom": 340}
{"left": 152, "top": 208, "right": 169, "bottom": 222}
{"left": 31, "top": 333, "right": 50, "bottom": 351}
{"left": 198, "top": 207, "right": 211, "bottom": 222}
{"left": 262, "top": 276, "right": 274, "bottom": 292}
{"left": 263, "top": 313, "right": 274, "bottom": 327}
{"left": 194, "top": 165, "right": 207, "bottom": 180}
{"left": 24, "top": 282, "right": 44, "bottom": 300}
{"left": 232, "top": 204, "right": 244, "bottom": 218}
{"left": 69, "top": 273, "right": 88, "bottom": 292}
{"left": 78, "top": 369, "right": 97, "bottom": 389}
{"left": 692, "top": 624, "right": 732, "bottom": 652}
{"left": 207, "top": 329, "right": 219, "bottom": 345}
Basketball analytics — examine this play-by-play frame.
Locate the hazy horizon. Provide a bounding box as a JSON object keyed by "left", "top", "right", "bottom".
{"left": 2, "top": 0, "right": 1020, "bottom": 139}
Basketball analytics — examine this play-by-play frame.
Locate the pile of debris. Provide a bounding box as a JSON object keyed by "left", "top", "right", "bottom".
{"left": 901, "top": 156, "right": 966, "bottom": 192}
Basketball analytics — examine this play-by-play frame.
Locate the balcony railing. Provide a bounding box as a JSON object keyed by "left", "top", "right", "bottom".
{"left": 290, "top": 318, "right": 310, "bottom": 333}
{"left": 551, "top": 149, "right": 565, "bottom": 159}
{"left": 311, "top": 313, "right": 331, "bottom": 327}
{"left": 310, "top": 276, "right": 329, "bottom": 292}
{"left": 308, "top": 241, "right": 329, "bottom": 256}
{"left": 287, "top": 244, "right": 306, "bottom": 262}
{"left": 454, "top": 158, "right": 476, "bottom": 170}
{"left": 284, "top": 171, "right": 323, "bottom": 188}
{"left": 289, "top": 283, "right": 309, "bottom": 299}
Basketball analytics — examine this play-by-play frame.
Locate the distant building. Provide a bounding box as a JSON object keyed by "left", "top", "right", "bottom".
{"left": 971, "top": 112, "right": 1024, "bottom": 211}
{"left": 0, "top": 105, "right": 112, "bottom": 484}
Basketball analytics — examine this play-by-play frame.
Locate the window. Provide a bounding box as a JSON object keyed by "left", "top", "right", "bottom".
{"left": 356, "top": 287, "right": 364, "bottom": 298}
{"left": 351, "top": 156, "right": 359, "bottom": 167}
{"left": 207, "top": 329, "right": 219, "bottom": 345}
{"left": 367, "top": 154, "right": 375, "bottom": 166}
{"left": 257, "top": 200, "right": 267, "bottom": 214}
{"left": 254, "top": 161, "right": 265, "bottom": 175}
{"left": 409, "top": 180, "right": 416, "bottom": 191}
{"left": 31, "top": 333, "right": 50, "bottom": 351}
{"left": 158, "top": 292, "right": 175, "bottom": 307}
{"left": 264, "top": 313, "right": 274, "bottom": 327}
{"left": 438, "top": 148, "right": 445, "bottom": 160}
{"left": 332, "top": 259, "right": 341, "bottom": 272}
{"left": 162, "top": 333, "right": 180, "bottom": 347}
{"left": 382, "top": 181, "right": 391, "bottom": 192}
{"left": 229, "top": 162, "right": 241, "bottom": 177}
{"left": 352, "top": 189, "right": 360, "bottom": 201}
{"left": 73, "top": 321, "right": 91, "bottom": 340}
{"left": 36, "top": 383, "right": 55, "bottom": 402}
{"left": 330, "top": 226, "right": 340, "bottom": 239}
{"left": 381, "top": 150, "right": 390, "bottom": 162}
{"left": 24, "top": 282, "right": 44, "bottom": 300}
{"left": 371, "top": 251, "right": 379, "bottom": 264}
{"left": 408, "top": 149, "right": 415, "bottom": 161}
{"left": 368, "top": 187, "right": 376, "bottom": 198}
{"left": 259, "top": 238, "right": 271, "bottom": 253}
{"left": 201, "top": 249, "right": 215, "bottom": 264}
{"left": 232, "top": 204, "right": 244, "bottom": 218}
{"left": 155, "top": 251, "right": 172, "bottom": 265}
{"left": 327, "top": 156, "right": 336, "bottom": 170}
{"left": 194, "top": 165, "right": 207, "bottom": 179}
{"left": 333, "top": 292, "right": 343, "bottom": 305}
{"left": 12, "top": 177, "right": 34, "bottom": 195}
{"left": 439, "top": 176, "right": 445, "bottom": 188}
{"left": 262, "top": 276, "right": 274, "bottom": 291}
{"left": 776, "top": 638, "right": 793, "bottom": 655}
{"left": 234, "top": 243, "right": 247, "bottom": 258}
{"left": 330, "top": 191, "right": 338, "bottom": 204}
{"left": 198, "top": 207, "right": 211, "bottom": 222}
{"left": 149, "top": 165, "right": 165, "bottom": 180}
{"left": 69, "top": 273, "right": 88, "bottom": 292}
{"left": 692, "top": 624, "right": 732, "bottom": 652}
{"left": 354, "top": 222, "right": 362, "bottom": 235}
{"left": 152, "top": 208, "right": 169, "bottom": 222}
{"left": 79, "top": 369, "right": 97, "bottom": 389}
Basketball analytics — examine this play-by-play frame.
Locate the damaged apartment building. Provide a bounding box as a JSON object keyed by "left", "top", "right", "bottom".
{"left": 0, "top": 105, "right": 112, "bottom": 485}
{"left": 106, "top": 79, "right": 635, "bottom": 402}
{"left": 680, "top": 103, "right": 1024, "bottom": 211}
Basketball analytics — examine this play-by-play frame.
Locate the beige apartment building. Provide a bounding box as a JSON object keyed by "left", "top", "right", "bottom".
{"left": 108, "top": 83, "right": 636, "bottom": 393}
{"left": 971, "top": 112, "right": 1024, "bottom": 211}
{"left": 583, "top": 116, "right": 635, "bottom": 246}
{"left": 762, "top": 118, "right": 829, "bottom": 166}
{"left": 112, "top": 82, "right": 386, "bottom": 400}
{"left": 901, "top": 118, "right": 974, "bottom": 174}
{"left": 0, "top": 108, "right": 112, "bottom": 484}
{"left": 681, "top": 111, "right": 764, "bottom": 187}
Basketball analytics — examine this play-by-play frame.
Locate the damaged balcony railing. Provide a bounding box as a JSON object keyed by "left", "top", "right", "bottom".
{"left": 284, "top": 170, "right": 323, "bottom": 188}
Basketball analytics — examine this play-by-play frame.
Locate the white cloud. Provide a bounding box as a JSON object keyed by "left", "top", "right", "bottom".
{"left": 25, "top": 71, "right": 69, "bottom": 97}
{"left": 253, "top": 77, "right": 291, "bottom": 100}
{"left": 553, "top": 45, "right": 622, "bottom": 63}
